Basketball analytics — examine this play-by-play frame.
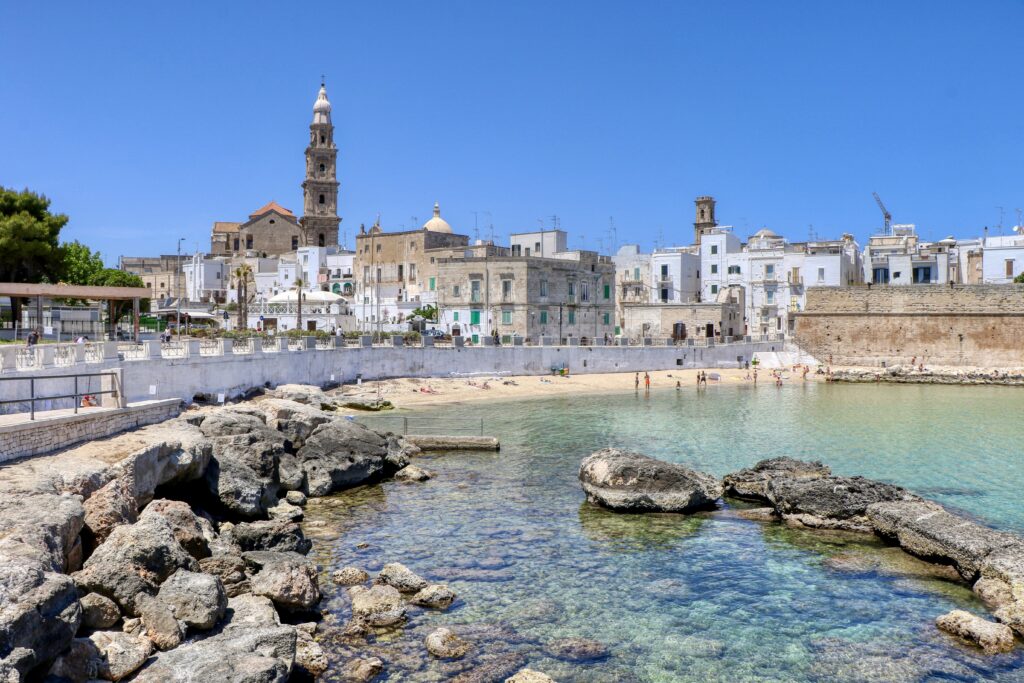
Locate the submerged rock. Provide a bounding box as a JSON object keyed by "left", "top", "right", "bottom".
{"left": 339, "top": 656, "right": 385, "bottom": 682}
{"left": 578, "top": 448, "right": 722, "bottom": 513}
{"left": 332, "top": 566, "right": 370, "bottom": 586}
{"left": 765, "top": 476, "right": 919, "bottom": 532}
{"left": 506, "top": 670, "right": 557, "bottom": 683}
{"left": 425, "top": 627, "right": 470, "bottom": 659}
{"left": 935, "top": 609, "right": 1014, "bottom": 654}
{"left": 722, "top": 457, "right": 831, "bottom": 502}
{"left": 375, "top": 562, "right": 428, "bottom": 593}
{"left": 411, "top": 583, "right": 457, "bottom": 609}
{"left": 544, "top": 637, "right": 610, "bottom": 662}
{"left": 394, "top": 464, "right": 432, "bottom": 482}
{"left": 348, "top": 584, "right": 406, "bottom": 626}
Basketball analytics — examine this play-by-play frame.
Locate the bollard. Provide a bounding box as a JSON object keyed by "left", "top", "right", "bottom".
{"left": 567, "top": 337, "right": 580, "bottom": 346}
{"left": 302, "top": 336, "right": 316, "bottom": 350}
{"left": 453, "top": 336, "right": 465, "bottom": 348}
{"left": 146, "top": 340, "right": 162, "bottom": 359}
{"left": 221, "top": 339, "right": 234, "bottom": 354}
{"left": 512, "top": 335, "right": 524, "bottom": 346}
{"left": 359, "top": 335, "right": 372, "bottom": 348}
{"left": 665, "top": 338, "right": 675, "bottom": 346}
{"left": 251, "top": 338, "right": 263, "bottom": 354}
{"left": 187, "top": 339, "right": 202, "bottom": 357}
{"left": 277, "top": 337, "right": 290, "bottom": 352}
{"left": 103, "top": 341, "right": 120, "bottom": 360}
{"left": 481, "top": 335, "right": 494, "bottom": 346}
{"left": 391, "top": 335, "right": 404, "bottom": 347}
{"left": 421, "top": 335, "right": 434, "bottom": 347}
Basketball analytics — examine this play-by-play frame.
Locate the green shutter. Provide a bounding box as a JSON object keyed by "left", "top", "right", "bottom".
{"left": 568, "top": 311, "right": 575, "bottom": 324}
{"left": 429, "top": 277, "right": 435, "bottom": 291}
{"left": 603, "top": 313, "right": 610, "bottom": 324}
{"left": 453, "top": 312, "right": 459, "bottom": 321}
{"left": 603, "top": 284, "right": 610, "bottom": 299}
{"left": 540, "top": 311, "right": 547, "bottom": 324}
{"left": 470, "top": 310, "right": 480, "bottom": 325}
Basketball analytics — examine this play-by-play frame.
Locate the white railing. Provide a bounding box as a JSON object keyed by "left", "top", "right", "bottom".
{"left": 119, "top": 343, "right": 148, "bottom": 361}
{"left": 262, "top": 340, "right": 280, "bottom": 353}
{"left": 315, "top": 338, "right": 334, "bottom": 350}
{"left": 232, "top": 338, "right": 253, "bottom": 354}
{"left": 84, "top": 343, "right": 104, "bottom": 363}
{"left": 199, "top": 339, "right": 222, "bottom": 357}
{"left": 15, "top": 348, "right": 39, "bottom": 371}
{"left": 287, "top": 339, "right": 304, "bottom": 352}
{"left": 161, "top": 341, "right": 189, "bottom": 359}
{"left": 54, "top": 345, "right": 77, "bottom": 367}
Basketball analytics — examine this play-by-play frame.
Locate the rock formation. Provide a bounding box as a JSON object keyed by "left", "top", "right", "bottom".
{"left": 578, "top": 448, "right": 722, "bottom": 513}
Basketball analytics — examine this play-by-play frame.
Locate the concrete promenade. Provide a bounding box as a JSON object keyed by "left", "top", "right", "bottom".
{"left": 0, "top": 335, "right": 788, "bottom": 410}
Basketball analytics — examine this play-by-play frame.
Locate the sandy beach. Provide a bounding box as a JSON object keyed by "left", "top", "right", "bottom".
{"left": 336, "top": 366, "right": 820, "bottom": 410}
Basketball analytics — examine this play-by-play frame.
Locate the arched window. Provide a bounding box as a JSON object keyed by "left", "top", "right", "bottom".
{"left": 318, "top": 194, "right": 325, "bottom": 204}
{"left": 318, "top": 233, "right": 325, "bottom": 247}
{"left": 319, "top": 163, "right": 325, "bottom": 173}
{"left": 320, "top": 135, "right": 325, "bottom": 144}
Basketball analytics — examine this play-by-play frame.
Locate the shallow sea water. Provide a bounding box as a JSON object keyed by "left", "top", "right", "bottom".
{"left": 305, "top": 382, "right": 1024, "bottom": 682}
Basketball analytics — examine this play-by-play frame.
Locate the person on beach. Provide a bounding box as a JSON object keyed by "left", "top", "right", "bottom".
{"left": 676, "top": 380, "right": 681, "bottom": 390}
{"left": 753, "top": 369, "right": 758, "bottom": 385}
{"left": 644, "top": 372, "right": 651, "bottom": 392}
{"left": 635, "top": 373, "right": 640, "bottom": 391}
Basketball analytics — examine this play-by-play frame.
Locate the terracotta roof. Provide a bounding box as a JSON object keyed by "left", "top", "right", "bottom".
{"left": 212, "top": 221, "right": 242, "bottom": 234}
{"left": 249, "top": 201, "right": 294, "bottom": 219}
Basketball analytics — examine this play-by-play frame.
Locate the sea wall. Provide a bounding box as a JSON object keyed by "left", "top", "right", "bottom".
{"left": 793, "top": 285, "right": 1024, "bottom": 367}
{"left": 0, "top": 339, "right": 783, "bottom": 408}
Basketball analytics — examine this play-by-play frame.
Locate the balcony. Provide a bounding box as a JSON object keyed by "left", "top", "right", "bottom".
{"left": 470, "top": 291, "right": 483, "bottom": 303}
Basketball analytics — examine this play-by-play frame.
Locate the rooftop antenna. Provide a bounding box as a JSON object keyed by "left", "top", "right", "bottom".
{"left": 341, "top": 228, "right": 348, "bottom": 249}
{"left": 472, "top": 211, "right": 480, "bottom": 242}
{"left": 537, "top": 218, "right": 544, "bottom": 230}
{"left": 550, "top": 215, "right": 560, "bottom": 231}
{"left": 609, "top": 216, "right": 617, "bottom": 252}
{"left": 996, "top": 206, "right": 1005, "bottom": 234}
{"left": 488, "top": 222, "right": 495, "bottom": 243}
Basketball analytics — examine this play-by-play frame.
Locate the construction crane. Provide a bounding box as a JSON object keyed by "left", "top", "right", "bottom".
{"left": 872, "top": 192, "right": 892, "bottom": 235}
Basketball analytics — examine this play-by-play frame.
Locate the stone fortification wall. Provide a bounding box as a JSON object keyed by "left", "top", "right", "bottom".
{"left": 794, "top": 285, "right": 1024, "bottom": 367}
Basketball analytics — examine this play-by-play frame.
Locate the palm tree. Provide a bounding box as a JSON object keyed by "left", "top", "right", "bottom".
{"left": 293, "top": 277, "right": 305, "bottom": 331}
{"left": 231, "top": 264, "right": 254, "bottom": 330}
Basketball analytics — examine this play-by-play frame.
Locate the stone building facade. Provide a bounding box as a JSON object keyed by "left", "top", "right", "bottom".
{"left": 435, "top": 249, "right": 616, "bottom": 344}
{"left": 353, "top": 205, "right": 470, "bottom": 328}
{"left": 621, "top": 285, "right": 746, "bottom": 341}
{"left": 793, "top": 285, "right": 1024, "bottom": 366}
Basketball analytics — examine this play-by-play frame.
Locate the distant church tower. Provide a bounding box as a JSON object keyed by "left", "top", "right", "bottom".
{"left": 300, "top": 81, "right": 340, "bottom": 248}
{"left": 693, "top": 195, "right": 717, "bottom": 245}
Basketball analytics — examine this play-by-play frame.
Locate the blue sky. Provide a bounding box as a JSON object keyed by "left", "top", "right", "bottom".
{"left": 2, "top": 1, "right": 1022, "bottom": 263}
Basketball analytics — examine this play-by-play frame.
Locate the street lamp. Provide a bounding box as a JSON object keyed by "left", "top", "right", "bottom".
{"left": 176, "top": 237, "right": 186, "bottom": 339}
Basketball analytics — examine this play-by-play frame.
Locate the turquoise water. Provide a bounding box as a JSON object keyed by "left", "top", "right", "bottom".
{"left": 306, "top": 383, "right": 1024, "bottom": 682}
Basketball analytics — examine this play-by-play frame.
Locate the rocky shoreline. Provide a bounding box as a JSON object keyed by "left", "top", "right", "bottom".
{"left": 580, "top": 451, "right": 1024, "bottom": 655}
{"left": 831, "top": 366, "right": 1024, "bottom": 385}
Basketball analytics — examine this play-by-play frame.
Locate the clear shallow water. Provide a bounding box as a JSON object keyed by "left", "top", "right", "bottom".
{"left": 305, "top": 383, "right": 1024, "bottom": 682}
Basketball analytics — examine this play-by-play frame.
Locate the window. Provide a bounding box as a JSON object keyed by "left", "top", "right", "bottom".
{"left": 728, "top": 265, "right": 741, "bottom": 275}
{"left": 376, "top": 244, "right": 381, "bottom": 253}
{"left": 711, "top": 245, "right": 718, "bottom": 254}
{"left": 453, "top": 312, "right": 459, "bottom": 321}
{"left": 470, "top": 280, "right": 481, "bottom": 302}
{"left": 893, "top": 271, "right": 902, "bottom": 280}
{"left": 603, "top": 284, "right": 610, "bottom": 299}
{"left": 711, "top": 284, "right": 718, "bottom": 294}
{"left": 525, "top": 248, "right": 531, "bottom": 256}
{"left": 318, "top": 194, "right": 325, "bottom": 205}
{"left": 603, "top": 312, "right": 610, "bottom": 325}
{"left": 580, "top": 281, "right": 590, "bottom": 302}
{"left": 512, "top": 245, "right": 522, "bottom": 256}
{"left": 501, "top": 310, "right": 512, "bottom": 325}
{"left": 540, "top": 280, "right": 548, "bottom": 297}
{"left": 376, "top": 268, "right": 381, "bottom": 282}
{"left": 363, "top": 266, "right": 370, "bottom": 281}
{"left": 766, "top": 264, "right": 775, "bottom": 277}
{"left": 568, "top": 310, "right": 576, "bottom": 324}
{"left": 817, "top": 267, "right": 825, "bottom": 282}
{"left": 429, "top": 277, "right": 435, "bottom": 291}
{"left": 318, "top": 233, "right": 325, "bottom": 247}
{"left": 452, "top": 284, "right": 461, "bottom": 296}
{"left": 319, "top": 163, "right": 325, "bottom": 173}
{"left": 633, "top": 267, "right": 640, "bottom": 280}
{"left": 319, "top": 135, "right": 325, "bottom": 143}
{"left": 397, "top": 264, "right": 404, "bottom": 281}
{"left": 711, "top": 264, "right": 718, "bottom": 274}
{"left": 1007, "top": 259, "right": 1015, "bottom": 277}
{"left": 661, "top": 264, "right": 669, "bottom": 278}
{"left": 291, "top": 236, "right": 299, "bottom": 250}
{"left": 661, "top": 288, "right": 669, "bottom": 302}
{"left": 246, "top": 236, "right": 253, "bottom": 249}
{"left": 409, "top": 264, "right": 417, "bottom": 281}
{"left": 790, "top": 267, "right": 800, "bottom": 282}
{"left": 233, "top": 238, "right": 240, "bottom": 251}
{"left": 568, "top": 282, "right": 576, "bottom": 297}
{"left": 470, "top": 309, "right": 481, "bottom": 325}
{"left": 540, "top": 310, "right": 548, "bottom": 324}
{"left": 766, "top": 290, "right": 775, "bottom": 304}
{"left": 535, "top": 242, "right": 541, "bottom": 253}
{"left": 502, "top": 279, "right": 513, "bottom": 301}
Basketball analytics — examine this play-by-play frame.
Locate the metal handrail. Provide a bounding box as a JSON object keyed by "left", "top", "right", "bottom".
{"left": 355, "top": 415, "right": 485, "bottom": 436}
{"left": 0, "top": 371, "right": 119, "bottom": 421}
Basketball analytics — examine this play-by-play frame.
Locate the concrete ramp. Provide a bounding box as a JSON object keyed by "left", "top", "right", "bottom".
{"left": 753, "top": 350, "right": 816, "bottom": 368}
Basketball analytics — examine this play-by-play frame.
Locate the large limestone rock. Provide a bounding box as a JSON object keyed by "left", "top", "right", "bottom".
{"left": 73, "top": 507, "right": 198, "bottom": 615}
{"left": 339, "top": 656, "right": 384, "bottom": 682}
{"left": 977, "top": 544, "right": 1024, "bottom": 636}
{"left": 375, "top": 562, "right": 428, "bottom": 593}
{"left": 131, "top": 594, "right": 296, "bottom": 682}
{"left": 243, "top": 551, "right": 321, "bottom": 611}
{"left": 332, "top": 566, "right": 369, "bottom": 586}
{"left": 157, "top": 569, "right": 227, "bottom": 630}
{"left": 136, "top": 592, "right": 183, "bottom": 650}
{"left": 348, "top": 584, "right": 406, "bottom": 626}
{"left": 411, "top": 583, "right": 457, "bottom": 609}
{"left": 578, "top": 448, "right": 722, "bottom": 513}
{"left": 722, "top": 457, "right": 831, "bottom": 501}
{"left": 936, "top": 609, "right": 1015, "bottom": 654}
{"left": 765, "top": 475, "right": 920, "bottom": 532}
{"left": 143, "top": 499, "right": 211, "bottom": 559}
{"left": 425, "top": 627, "right": 470, "bottom": 659}
{"left": 257, "top": 398, "right": 334, "bottom": 449}
{"left": 295, "top": 421, "right": 396, "bottom": 496}
{"left": 89, "top": 630, "right": 154, "bottom": 681}
{"left": 82, "top": 477, "right": 137, "bottom": 546}
{"left": 80, "top": 592, "right": 120, "bottom": 630}
{"left": 867, "top": 500, "right": 1020, "bottom": 580}
{"left": 226, "top": 519, "right": 312, "bottom": 555}
{"left": 506, "top": 669, "right": 557, "bottom": 683}
{"left": 199, "top": 553, "right": 250, "bottom": 598}
{"left": 544, "top": 637, "right": 609, "bottom": 662}
{"left": 198, "top": 410, "right": 286, "bottom": 518}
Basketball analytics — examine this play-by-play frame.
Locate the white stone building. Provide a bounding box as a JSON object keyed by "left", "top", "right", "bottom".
{"left": 979, "top": 232, "right": 1024, "bottom": 284}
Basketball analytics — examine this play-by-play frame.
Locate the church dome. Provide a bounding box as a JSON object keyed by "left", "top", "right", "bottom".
{"left": 422, "top": 202, "right": 452, "bottom": 233}
{"left": 752, "top": 228, "right": 780, "bottom": 239}
{"left": 312, "top": 83, "right": 331, "bottom": 124}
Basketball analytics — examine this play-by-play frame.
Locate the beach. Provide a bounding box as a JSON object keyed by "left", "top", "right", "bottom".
{"left": 336, "top": 367, "right": 819, "bottom": 409}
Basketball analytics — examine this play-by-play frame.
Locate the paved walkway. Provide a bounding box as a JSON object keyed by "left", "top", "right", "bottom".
{"left": 0, "top": 404, "right": 114, "bottom": 427}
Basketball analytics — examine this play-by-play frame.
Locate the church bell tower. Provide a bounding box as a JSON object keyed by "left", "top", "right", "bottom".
{"left": 300, "top": 81, "right": 340, "bottom": 248}
{"left": 694, "top": 195, "right": 717, "bottom": 245}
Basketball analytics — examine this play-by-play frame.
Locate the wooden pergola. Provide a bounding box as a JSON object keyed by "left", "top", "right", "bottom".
{"left": 0, "top": 282, "right": 152, "bottom": 340}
